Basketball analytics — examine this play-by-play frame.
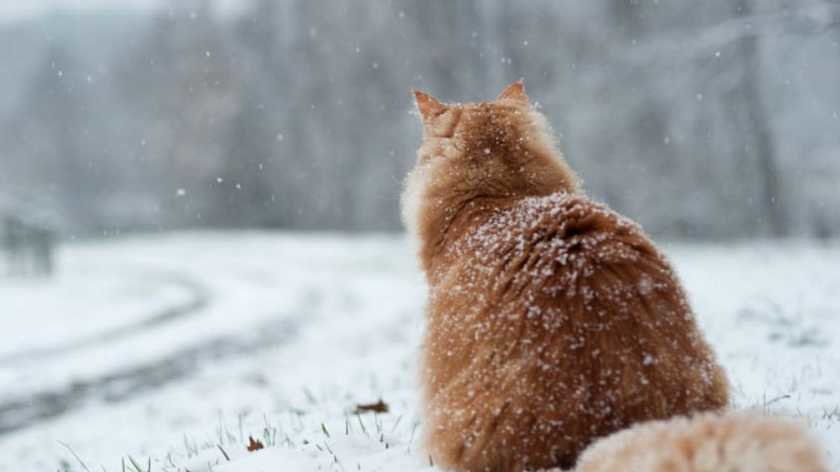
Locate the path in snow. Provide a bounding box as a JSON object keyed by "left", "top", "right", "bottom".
{"left": 0, "top": 273, "right": 211, "bottom": 366}
{"left": 0, "top": 306, "right": 302, "bottom": 435}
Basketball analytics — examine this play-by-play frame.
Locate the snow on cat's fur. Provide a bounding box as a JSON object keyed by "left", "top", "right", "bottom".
{"left": 402, "top": 81, "right": 731, "bottom": 471}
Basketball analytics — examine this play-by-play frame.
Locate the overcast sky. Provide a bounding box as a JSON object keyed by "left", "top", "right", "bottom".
{"left": 0, "top": 1, "right": 153, "bottom": 21}
{"left": 0, "top": 0, "right": 245, "bottom": 23}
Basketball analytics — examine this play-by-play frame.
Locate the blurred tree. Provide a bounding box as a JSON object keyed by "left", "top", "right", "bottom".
{"left": 732, "top": 0, "right": 788, "bottom": 236}
{"left": 8, "top": 45, "right": 99, "bottom": 229}
{"left": 115, "top": 0, "right": 241, "bottom": 227}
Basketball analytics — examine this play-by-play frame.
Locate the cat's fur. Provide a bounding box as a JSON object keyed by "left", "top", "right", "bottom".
{"left": 402, "top": 82, "right": 731, "bottom": 471}
{"left": 576, "top": 412, "right": 828, "bottom": 472}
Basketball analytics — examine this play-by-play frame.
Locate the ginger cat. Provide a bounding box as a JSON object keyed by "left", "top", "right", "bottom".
{"left": 401, "top": 81, "right": 730, "bottom": 471}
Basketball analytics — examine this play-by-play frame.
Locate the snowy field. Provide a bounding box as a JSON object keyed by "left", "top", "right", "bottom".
{"left": 0, "top": 233, "right": 838, "bottom": 471}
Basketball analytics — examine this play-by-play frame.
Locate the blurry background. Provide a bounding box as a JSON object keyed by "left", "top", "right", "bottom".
{"left": 1, "top": 0, "right": 838, "bottom": 242}
{"left": 1, "top": 2, "right": 840, "bottom": 471}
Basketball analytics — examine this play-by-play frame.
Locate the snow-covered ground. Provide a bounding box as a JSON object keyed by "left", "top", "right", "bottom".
{"left": 0, "top": 233, "right": 838, "bottom": 471}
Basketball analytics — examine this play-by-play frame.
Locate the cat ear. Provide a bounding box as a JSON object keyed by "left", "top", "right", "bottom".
{"left": 497, "top": 79, "right": 529, "bottom": 105}
{"left": 413, "top": 90, "right": 447, "bottom": 122}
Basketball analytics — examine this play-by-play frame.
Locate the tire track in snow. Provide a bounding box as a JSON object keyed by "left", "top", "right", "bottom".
{"left": 0, "top": 273, "right": 211, "bottom": 366}
{"left": 0, "top": 293, "right": 316, "bottom": 436}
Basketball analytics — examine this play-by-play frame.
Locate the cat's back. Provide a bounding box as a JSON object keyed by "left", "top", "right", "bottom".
{"left": 450, "top": 192, "right": 666, "bottom": 299}
{"left": 430, "top": 190, "right": 692, "bottom": 362}
{"left": 432, "top": 191, "right": 719, "bottom": 392}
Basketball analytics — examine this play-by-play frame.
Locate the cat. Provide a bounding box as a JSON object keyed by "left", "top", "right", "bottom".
{"left": 402, "top": 80, "right": 729, "bottom": 471}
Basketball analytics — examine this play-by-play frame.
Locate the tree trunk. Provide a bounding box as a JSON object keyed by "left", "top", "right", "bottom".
{"left": 734, "top": 0, "right": 788, "bottom": 237}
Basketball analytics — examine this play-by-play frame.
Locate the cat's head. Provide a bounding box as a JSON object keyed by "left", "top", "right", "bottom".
{"left": 401, "top": 80, "right": 580, "bottom": 239}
